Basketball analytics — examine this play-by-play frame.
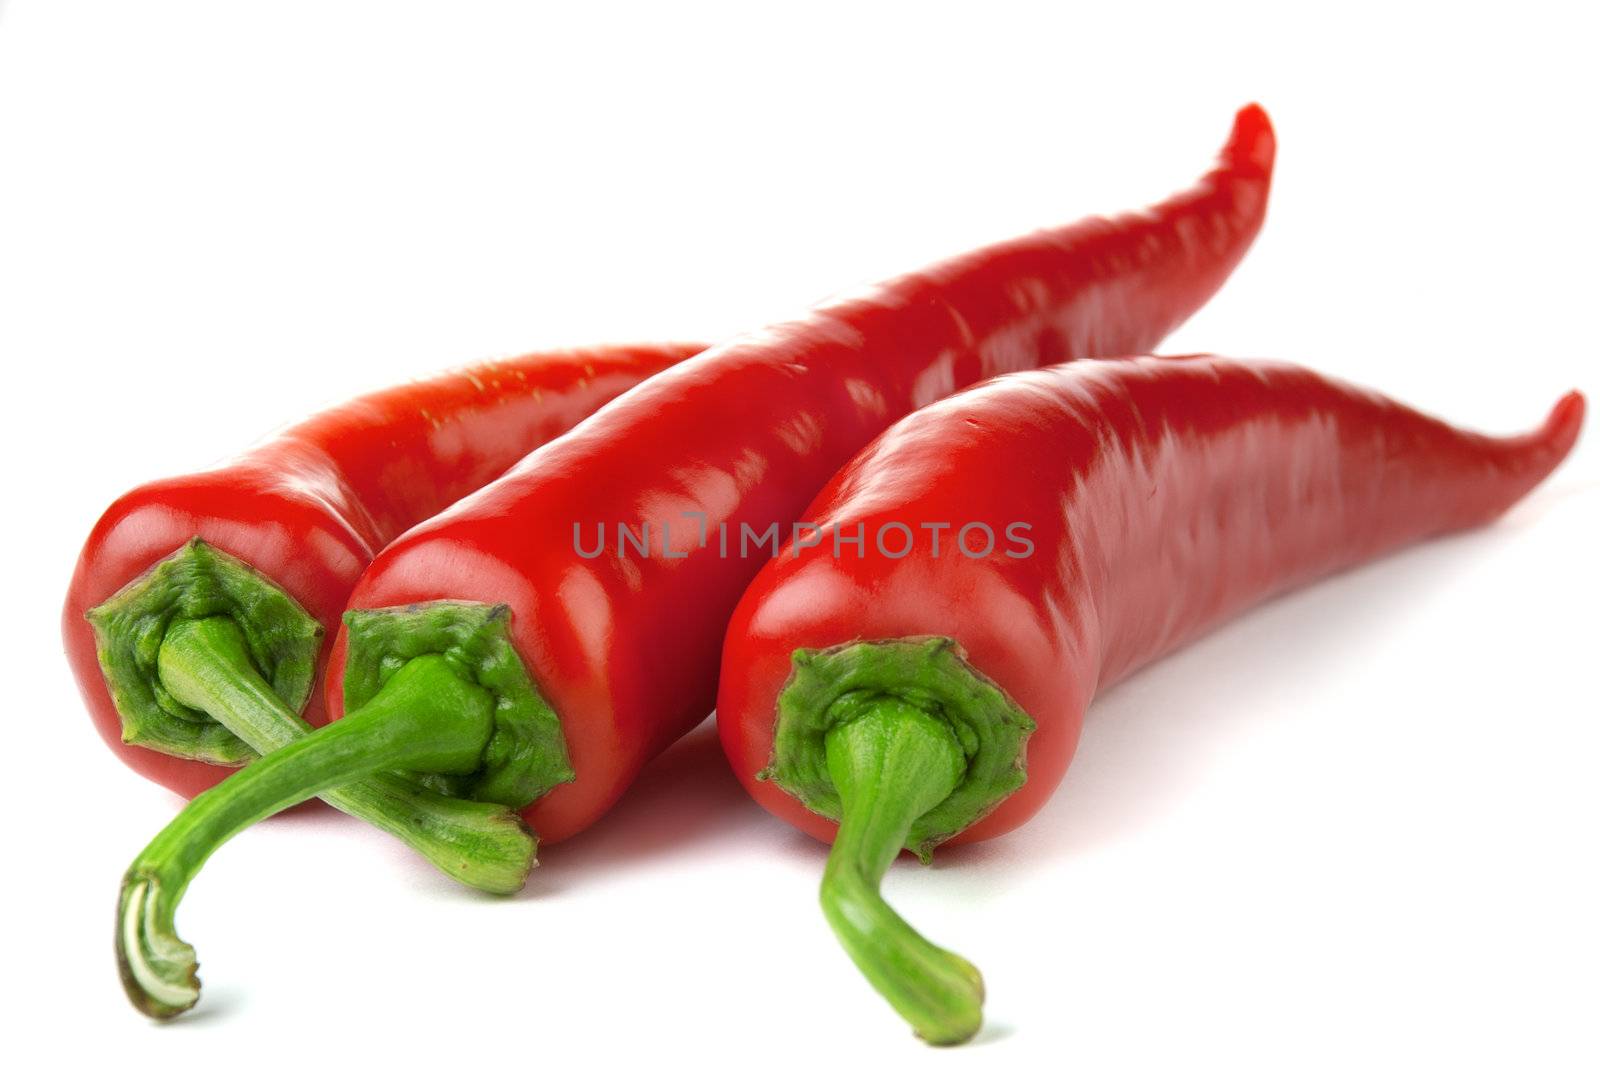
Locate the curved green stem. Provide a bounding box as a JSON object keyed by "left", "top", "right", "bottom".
{"left": 819, "top": 699, "right": 983, "bottom": 1045}
{"left": 159, "top": 617, "right": 535, "bottom": 888}
{"left": 116, "top": 639, "right": 532, "bottom": 1020}
{"left": 764, "top": 638, "right": 1033, "bottom": 1044}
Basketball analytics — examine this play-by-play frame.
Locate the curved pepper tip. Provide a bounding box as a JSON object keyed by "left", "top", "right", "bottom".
{"left": 1546, "top": 389, "right": 1586, "bottom": 445}
{"left": 1227, "top": 102, "right": 1276, "bottom": 176}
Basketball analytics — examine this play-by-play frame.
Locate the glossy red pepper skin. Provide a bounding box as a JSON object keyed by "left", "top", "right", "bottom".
{"left": 63, "top": 342, "right": 700, "bottom": 798}
{"left": 328, "top": 107, "right": 1277, "bottom": 845}
{"left": 717, "top": 356, "right": 1585, "bottom": 847}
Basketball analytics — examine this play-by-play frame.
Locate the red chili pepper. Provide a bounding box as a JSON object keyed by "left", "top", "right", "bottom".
{"left": 68, "top": 344, "right": 699, "bottom": 1019}
{"left": 66, "top": 341, "right": 698, "bottom": 792}
{"left": 715, "top": 355, "right": 1585, "bottom": 1043}
{"left": 111, "top": 107, "right": 1275, "bottom": 1019}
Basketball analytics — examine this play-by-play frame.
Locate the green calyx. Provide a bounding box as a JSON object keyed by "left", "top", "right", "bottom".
{"left": 342, "top": 601, "right": 575, "bottom": 810}
{"left": 763, "top": 638, "right": 1035, "bottom": 1046}
{"left": 762, "top": 637, "right": 1034, "bottom": 859}
{"left": 86, "top": 539, "right": 322, "bottom": 763}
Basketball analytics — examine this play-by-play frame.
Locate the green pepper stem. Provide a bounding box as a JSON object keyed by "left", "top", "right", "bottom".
{"left": 160, "top": 617, "right": 535, "bottom": 889}
{"left": 157, "top": 617, "right": 310, "bottom": 755}
{"left": 819, "top": 699, "right": 983, "bottom": 1045}
{"left": 116, "top": 625, "right": 534, "bottom": 1020}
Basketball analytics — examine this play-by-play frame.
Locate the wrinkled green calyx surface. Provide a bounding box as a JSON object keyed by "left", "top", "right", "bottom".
{"left": 343, "top": 602, "right": 573, "bottom": 810}
{"left": 86, "top": 539, "right": 322, "bottom": 763}
{"left": 762, "top": 637, "right": 1035, "bottom": 858}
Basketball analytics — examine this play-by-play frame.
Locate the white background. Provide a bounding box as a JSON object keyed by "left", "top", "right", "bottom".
{"left": 1, "top": 2, "right": 1595, "bottom": 1067}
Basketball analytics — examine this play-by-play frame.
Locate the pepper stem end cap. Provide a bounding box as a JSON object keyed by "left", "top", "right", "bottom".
{"left": 117, "top": 871, "right": 198, "bottom": 1020}
{"left": 764, "top": 637, "right": 1034, "bottom": 853}
{"left": 87, "top": 539, "right": 322, "bottom": 764}
{"left": 342, "top": 601, "right": 574, "bottom": 810}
